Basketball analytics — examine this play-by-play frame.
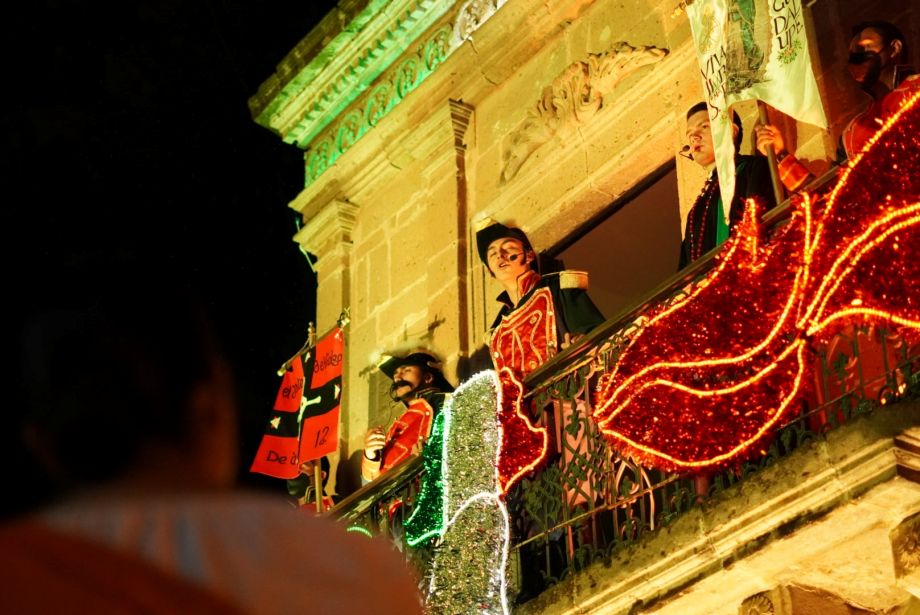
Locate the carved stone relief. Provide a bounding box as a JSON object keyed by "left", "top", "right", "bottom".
{"left": 452, "top": 0, "right": 507, "bottom": 45}
{"left": 740, "top": 584, "right": 888, "bottom": 614}
{"left": 739, "top": 592, "right": 777, "bottom": 615}
{"left": 499, "top": 42, "right": 669, "bottom": 185}
{"left": 891, "top": 510, "right": 920, "bottom": 583}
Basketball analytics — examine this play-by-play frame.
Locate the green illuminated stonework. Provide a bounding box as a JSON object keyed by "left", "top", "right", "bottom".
{"left": 304, "top": 24, "right": 452, "bottom": 185}
{"left": 250, "top": 0, "right": 508, "bottom": 187}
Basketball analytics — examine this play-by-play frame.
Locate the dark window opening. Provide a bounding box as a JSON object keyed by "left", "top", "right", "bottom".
{"left": 547, "top": 162, "right": 682, "bottom": 320}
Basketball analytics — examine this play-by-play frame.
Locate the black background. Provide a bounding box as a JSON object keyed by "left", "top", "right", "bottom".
{"left": 7, "top": 1, "right": 340, "bottom": 500}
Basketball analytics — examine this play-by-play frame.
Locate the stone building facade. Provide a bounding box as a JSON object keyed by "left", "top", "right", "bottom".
{"left": 250, "top": 0, "right": 918, "bottom": 488}
{"left": 249, "top": 0, "right": 920, "bottom": 612}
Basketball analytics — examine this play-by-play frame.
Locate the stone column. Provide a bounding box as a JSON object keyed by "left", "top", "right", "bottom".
{"left": 293, "top": 199, "right": 359, "bottom": 332}
{"left": 450, "top": 99, "right": 474, "bottom": 365}
{"left": 293, "top": 199, "right": 359, "bottom": 489}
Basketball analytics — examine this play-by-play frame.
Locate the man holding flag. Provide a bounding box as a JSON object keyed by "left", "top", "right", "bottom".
{"left": 686, "top": 0, "right": 827, "bottom": 225}
{"left": 679, "top": 101, "right": 776, "bottom": 269}
{"left": 755, "top": 20, "right": 918, "bottom": 191}
{"left": 361, "top": 350, "right": 454, "bottom": 484}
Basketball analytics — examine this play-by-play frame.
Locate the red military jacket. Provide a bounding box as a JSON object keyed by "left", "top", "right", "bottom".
{"left": 380, "top": 396, "right": 436, "bottom": 472}
{"left": 489, "top": 269, "right": 601, "bottom": 381}
{"left": 487, "top": 269, "right": 604, "bottom": 493}
{"left": 842, "top": 74, "right": 920, "bottom": 159}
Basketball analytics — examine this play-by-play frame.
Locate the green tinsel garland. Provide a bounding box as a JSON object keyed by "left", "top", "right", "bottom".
{"left": 425, "top": 371, "right": 509, "bottom": 614}
{"left": 404, "top": 410, "right": 446, "bottom": 546}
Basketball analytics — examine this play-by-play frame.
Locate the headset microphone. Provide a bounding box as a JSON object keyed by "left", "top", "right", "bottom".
{"left": 679, "top": 145, "right": 694, "bottom": 161}
{"left": 508, "top": 253, "right": 519, "bottom": 262}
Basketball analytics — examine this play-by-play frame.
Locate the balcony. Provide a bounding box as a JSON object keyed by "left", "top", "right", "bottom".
{"left": 327, "top": 160, "right": 920, "bottom": 612}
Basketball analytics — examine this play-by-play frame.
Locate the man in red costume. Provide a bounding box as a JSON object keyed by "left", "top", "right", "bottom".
{"left": 478, "top": 221, "right": 604, "bottom": 381}
{"left": 476, "top": 221, "right": 604, "bottom": 493}
{"left": 361, "top": 351, "right": 454, "bottom": 483}
{"left": 477, "top": 220, "right": 604, "bottom": 601}
{"left": 756, "top": 20, "right": 919, "bottom": 191}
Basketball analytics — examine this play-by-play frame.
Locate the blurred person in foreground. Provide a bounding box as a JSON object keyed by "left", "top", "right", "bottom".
{"left": 4, "top": 263, "right": 422, "bottom": 615}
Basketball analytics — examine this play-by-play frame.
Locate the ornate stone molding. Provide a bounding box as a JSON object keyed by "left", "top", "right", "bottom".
{"left": 302, "top": 0, "right": 505, "bottom": 187}
{"left": 499, "top": 42, "right": 669, "bottom": 185}
{"left": 252, "top": 0, "right": 457, "bottom": 147}
{"left": 293, "top": 199, "right": 360, "bottom": 256}
{"left": 739, "top": 592, "right": 778, "bottom": 615}
{"left": 891, "top": 509, "right": 920, "bottom": 595}
{"left": 302, "top": 23, "right": 452, "bottom": 185}
{"left": 451, "top": 0, "right": 507, "bottom": 46}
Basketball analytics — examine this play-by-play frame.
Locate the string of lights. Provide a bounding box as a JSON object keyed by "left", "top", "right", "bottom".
{"left": 593, "top": 90, "right": 920, "bottom": 472}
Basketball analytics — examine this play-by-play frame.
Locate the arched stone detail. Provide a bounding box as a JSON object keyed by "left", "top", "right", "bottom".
{"left": 500, "top": 42, "right": 669, "bottom": 185}
{"left": 739, "top": 592, "right": 776, "bottom": 615}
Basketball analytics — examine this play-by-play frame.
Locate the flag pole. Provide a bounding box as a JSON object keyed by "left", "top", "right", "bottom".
{"left": 313, "top": 465, "right": 325, "bottom": 514}
{"left": 757, "top": 100, "right": 786, "bottom": 207}
{"left": 277, "top": 322, "right": 316, "bottom": 376}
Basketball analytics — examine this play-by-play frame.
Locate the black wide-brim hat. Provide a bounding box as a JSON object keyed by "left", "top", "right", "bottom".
{"left": 378, "top": 352, "right": 454, "bottom": 393}
{"left": 475, "top": 222, "right": 534, "bottom": 265}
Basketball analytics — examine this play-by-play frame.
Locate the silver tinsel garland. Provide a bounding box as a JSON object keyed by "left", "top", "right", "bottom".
{"left": 426, "top": 371, "right": 510, "bottom": 614}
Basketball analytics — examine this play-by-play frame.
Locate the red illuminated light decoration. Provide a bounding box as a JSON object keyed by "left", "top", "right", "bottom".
{"left": 496, "top": 366, "right": 549, "bottom": 494}
{"left": 489, "top": 285, "right": 558, "bottom": 494}
{"left": 593, "top": 91, "right": 920, "bottom": 473}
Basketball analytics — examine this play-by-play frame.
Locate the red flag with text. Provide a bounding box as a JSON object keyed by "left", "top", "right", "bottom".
{"left": 250, "top": 355, "right": 305, "bottom": 479}
{"left": 249, "top": 327, "right": 344, "bottom": 479}
{"left": 298, "top": 327, "right": 344, "bottom": 462}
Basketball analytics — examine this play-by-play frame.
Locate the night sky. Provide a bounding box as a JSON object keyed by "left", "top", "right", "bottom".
{"left": 7, "top": 1, "right": 340, "bottom": 498}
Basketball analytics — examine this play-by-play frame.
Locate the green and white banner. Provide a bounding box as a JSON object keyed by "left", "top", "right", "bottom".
{"left": 687, "top": 0, "right": 827, "bottom": 218}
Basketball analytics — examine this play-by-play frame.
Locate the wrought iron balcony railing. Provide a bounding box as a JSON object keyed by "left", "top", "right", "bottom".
{"left": 328, "top": 167, "right": 920, "bottom": 605}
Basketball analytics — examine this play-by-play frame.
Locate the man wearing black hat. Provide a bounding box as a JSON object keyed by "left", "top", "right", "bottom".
{"left": 476, "top": 220, "right": 604, "bottom": 381}
{"left": 476, "top": 220, "right": 605, "bottom": 599}
{"left": 361, "top": 351, "right": 454, "bottom": 483}
{"left": 477, "top": 219, "right": 604, "bottom": 492}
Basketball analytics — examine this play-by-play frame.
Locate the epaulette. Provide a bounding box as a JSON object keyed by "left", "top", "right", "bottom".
{"left": 551, "top": 270, "right": 589, "bottom": 290}
{"left": 419, "top": 389, "right": 451, "bottom": 409}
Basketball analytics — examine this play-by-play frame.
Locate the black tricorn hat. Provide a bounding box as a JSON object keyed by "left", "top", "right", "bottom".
{"left": 378, "top": 351, "right": 454, "bottom": 393}
{"left": 475, "top": 221, "right": 534, "bottom": 266}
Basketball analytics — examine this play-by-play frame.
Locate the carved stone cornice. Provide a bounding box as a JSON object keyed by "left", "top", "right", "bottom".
{"left": 293, "top": 199, "right": 360, "bottom": 256}
{"left": 499, "top": 42, "right": 668, "bottom": 184}
{"left": 452, "top": 0, "right": 505, "bottom": 46}
{"left": 253, "top": 0, "right": 508, "bottom": 156}
{"left": 257, "top": 0, "right": 506, "bottom": 188}
{"left": 251, "top": 0, "right": 457, "bottom": 147}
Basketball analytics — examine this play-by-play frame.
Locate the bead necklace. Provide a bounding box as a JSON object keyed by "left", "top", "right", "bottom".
{"left": 686, "top": 172, "right": 719, "bottom": 262}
